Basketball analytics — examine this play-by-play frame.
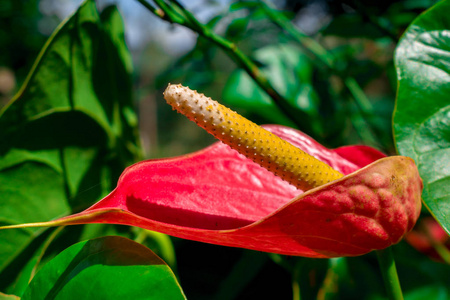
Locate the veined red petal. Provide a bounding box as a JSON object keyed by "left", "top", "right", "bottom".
{"left": 7, "top": 125, "right": 422, "bottom": 258}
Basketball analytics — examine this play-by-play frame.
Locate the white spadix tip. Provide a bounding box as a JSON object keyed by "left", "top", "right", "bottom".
{"left": 163, "top": 83, "right": 218, "bottom": 119}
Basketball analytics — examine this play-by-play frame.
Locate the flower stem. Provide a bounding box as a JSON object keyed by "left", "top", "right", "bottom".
{"left": 376, "top": 248, "right": 404, "bottom": 300}
{"left": 292, "top": 259, "right": 302, "bottom": 300}
{"left": 135, "top": 0, "right": 307, "bottom": 129}
{"left": 259, "top": 0, "right": 335, "bottom": 69}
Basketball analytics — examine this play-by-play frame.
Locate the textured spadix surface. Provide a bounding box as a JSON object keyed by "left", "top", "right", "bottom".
{"left": 7, "top": 125, "right": 423, "bottom": 258}
{"left": 164, "top": 84, "right": 343, "bottom": 190}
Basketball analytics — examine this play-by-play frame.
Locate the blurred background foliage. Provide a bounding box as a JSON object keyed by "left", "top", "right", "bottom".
{"left": 1, "top": 0, "right": 440, "bottom": 157}
{"left": 1, "top": 0, "right": 446, "bottom": 299}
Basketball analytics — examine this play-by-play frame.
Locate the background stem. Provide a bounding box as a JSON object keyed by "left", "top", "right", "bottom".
{"left": 136, "top": 0, "right": 305, "bottom": 129}
{"left": 261, "top": 0, "right": 379, "bottom": 146}
{"left": 376, "top": 248, "right": 404, "bottom": 300}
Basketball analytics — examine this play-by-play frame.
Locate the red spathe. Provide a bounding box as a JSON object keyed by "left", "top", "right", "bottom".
{"left": 55, "top": 125, "right": 423, "bottom": 258}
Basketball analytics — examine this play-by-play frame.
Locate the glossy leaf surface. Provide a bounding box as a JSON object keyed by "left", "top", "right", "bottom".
{"left": 22, "top": 236, "right": 185, "bottom": 300}
{"left": 0, "top": 0, "right": 139, "bottom": 289}
{"left": 393, "top": 0, "right": 450, "bottom": 234}
{"left": 12, "top": 125, "right": 423, "bottom": 258}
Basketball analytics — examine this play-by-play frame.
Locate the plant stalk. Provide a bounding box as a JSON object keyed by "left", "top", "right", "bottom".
{"left": 135, "top": 0, "right": 305, "bottom": 129}
{"left": 376, "top": 248, "right": 404, "bottom": 300}
{"left": 261, "top": 0, "right": 379, "bottom": 146}
{"left": 292, "top": 260, "right": 302, "bottom": 300}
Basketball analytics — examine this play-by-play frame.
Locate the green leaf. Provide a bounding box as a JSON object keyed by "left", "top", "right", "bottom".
{"left": 22, "top": 236, "right": 185, "bottom": 299}
{"left": 0, "top": 292, "right": 19, "bottom": 300}
{"left": 130, "top": 228, "right": 177, "bottom": 271}
{"left": 4, "top": 227, "right": 64, "bottom": 297}
{"left": 225, "top": 17, "right": 250, "bottom": 40}
{"left": 229, "top": 1, "right": 259, "bottom": 12}
{"left": 393, "top": 0, "right": 450, "bottom": 234}
{"left": 0, "top": 0, "right": 139, "bottom": 290}
{"left": 223, "top": 70, "right": 295, "bottom": 126}
{"left": 222, "top": 44, "right": 323, "bottom": 135}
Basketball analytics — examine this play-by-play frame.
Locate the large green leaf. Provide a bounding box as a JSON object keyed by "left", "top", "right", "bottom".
{"left": 22, "top": 236, "right": 185, "bottom": 299}
{"left": 393, "top": 0, "right": 450, "bottom": 234}
{"left": 0, "top": 0, "right": 139, "bottom": 290}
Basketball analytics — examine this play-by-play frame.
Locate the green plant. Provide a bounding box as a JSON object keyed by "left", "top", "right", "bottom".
{"left": 0, "top": 0, "right": 449, "bottom": 299}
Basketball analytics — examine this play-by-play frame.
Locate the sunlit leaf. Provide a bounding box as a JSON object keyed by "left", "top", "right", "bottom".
{"left": 0, "top": 0, "right": 139, "bottom": 290}
{"left": 0, "top": 292, "right": 19, "bottom": 300}
{"left": 22, "top": 236, "right": 185, "bottom": 300}
{"left": 393, "top": 0, "right": 450, "bottom": 235}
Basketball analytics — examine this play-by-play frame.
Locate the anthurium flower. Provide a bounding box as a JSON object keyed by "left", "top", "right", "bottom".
{"left": 2, "top": 85, "right": 423, "bottom": 258}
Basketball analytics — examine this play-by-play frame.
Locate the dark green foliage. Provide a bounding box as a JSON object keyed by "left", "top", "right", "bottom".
{"left": 0, "top": 0, "right": 142, "bottom": 295}
{"left": 22, "top": 236, "right": 185, "bottom": 299}
{"left": 0, "top": 0, "right": 449, "bottom": 299}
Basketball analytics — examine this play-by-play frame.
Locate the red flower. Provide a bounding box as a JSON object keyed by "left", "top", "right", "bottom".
{"left": 13, "top": 125, "right": 422, "bottom": 258}
{"left": 3, "top": 85, "right": 423, "bottom": 258}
